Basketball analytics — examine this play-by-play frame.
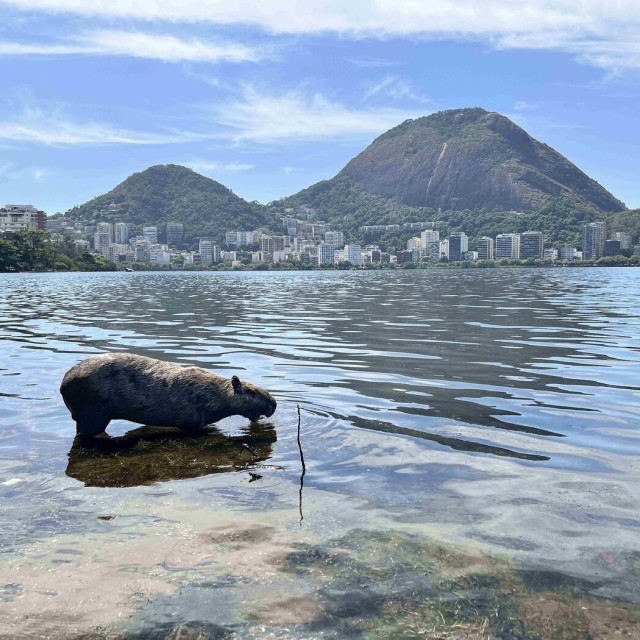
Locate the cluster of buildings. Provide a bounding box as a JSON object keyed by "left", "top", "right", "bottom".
{"left": 1, "top": 202, "right": 639, "bottom": 268}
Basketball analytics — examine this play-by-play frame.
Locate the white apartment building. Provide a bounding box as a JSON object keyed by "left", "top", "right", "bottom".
{"left": 318, "top": 243, "right": 335, "bottom": 265}
{"left": 225, "top": 231, "right": 254, "bottom": 246}
{"left": 439, "top": 239, "right": 449, "bottom": 260}
{"left": 0, "top": 204, "right": 47, "bottom": 232}
{"left": 324, "top": 231, "right": 344, "bottom": 246}
{"left": 583, "top": 222, "right": 606, "bottom": 260}
{"left": 114, "top": 222, "right": 130, "bottom": 245}
{"left": 94, "top": 222, "right": 113, "bottom": 253}
{"left": 343, "top": 244, "right": 363, "bottom": 266}
{"left": 199, "top": 239, "right": 220, "bottom": 266}
{"left": 420, "top": 229, "right": 440, "bottom": 249}
{"left": 407, "top": 236, "right": 421, "bottom": 251}
{"left": 150, "top": 250, "right": 171, "bottom": 264}
{"left": 143, "top": 226, "right": 158, "bottom": 245}
{"left": 496, "top": 233, "right": 520, "bottom": 259}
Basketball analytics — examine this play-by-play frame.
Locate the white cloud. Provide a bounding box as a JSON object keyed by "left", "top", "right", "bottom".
{"left": 0, "top": 162, "right": 52, "bottom": 181}
{"left": 0, "top": 105, "right": 204, "bottom": 145}
{"left": 364, "top": 75, "right": 431, "bottom": 104}
{"left": 512, "top": 101, "right": 536, "bottom": 111}
{"left": 1, "top": 1, "right": 639, "bottom": 73}
{"left": 283, "top": 166, "right": 305, "bottom": 174}
{"left": 0, "top": 30, "right": 267, "bottom": 63}
{"left": 212, "top": 85, "right": 425, "bottom": 143}
{"left": 184, "top": 159, "right": 254, "bottom": 172}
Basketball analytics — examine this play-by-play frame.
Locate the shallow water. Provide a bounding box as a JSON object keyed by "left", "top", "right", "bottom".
{"left": 2, "top": 269, "right": 640, "bottom": 638}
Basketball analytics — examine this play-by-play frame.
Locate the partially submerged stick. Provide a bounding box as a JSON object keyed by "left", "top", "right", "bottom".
{"left": 297, "top": 404, "right": 306, "bottom": 524}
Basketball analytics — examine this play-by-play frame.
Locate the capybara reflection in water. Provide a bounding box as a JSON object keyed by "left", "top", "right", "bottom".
{"left": 60, "top": 353, "right": 277, "bottom": 437}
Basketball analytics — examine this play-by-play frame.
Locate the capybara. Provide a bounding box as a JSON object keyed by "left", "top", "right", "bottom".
{"left": 60, "top": 353, "right": 277, "bottom": 437}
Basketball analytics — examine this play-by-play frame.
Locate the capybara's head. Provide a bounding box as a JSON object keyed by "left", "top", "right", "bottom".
{"left": 230, "top": 375, "right": 277, "bottom": 421}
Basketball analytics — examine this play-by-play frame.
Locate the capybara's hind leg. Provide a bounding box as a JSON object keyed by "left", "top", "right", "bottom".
{"left": 75, "top": 409, "right": 110, "bottom": 437}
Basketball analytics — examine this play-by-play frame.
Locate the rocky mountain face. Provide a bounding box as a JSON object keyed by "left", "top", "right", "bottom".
{"left": 336, "top": 108, "right": 625, "bottom": 213}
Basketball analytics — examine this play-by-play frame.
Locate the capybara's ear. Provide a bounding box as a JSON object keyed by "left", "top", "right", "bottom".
{"left": 231, "top": 375, "right": 242, "bottom": 394}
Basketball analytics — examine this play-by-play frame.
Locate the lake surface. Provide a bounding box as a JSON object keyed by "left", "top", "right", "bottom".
{"left": 2, "top": 269, "right": 640, "bottom": 639}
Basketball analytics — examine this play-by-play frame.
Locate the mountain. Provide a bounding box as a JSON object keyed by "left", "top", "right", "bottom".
{"left": 335, "top": 108, "right": 625, "bottom": 213}
{"left": 67, "top": 164, "right": 270, "bottom": 244}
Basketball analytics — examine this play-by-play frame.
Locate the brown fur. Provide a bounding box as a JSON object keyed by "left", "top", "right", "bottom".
{"left": 60, "top": 353, "right": 277, "bottom": 437}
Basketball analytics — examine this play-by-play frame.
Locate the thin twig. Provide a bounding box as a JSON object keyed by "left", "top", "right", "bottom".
{"left": 297, "top": 404, "right": 306, "bottom": 525}
{"left": 297, "top": 404, "right": 306, "bottom": 473}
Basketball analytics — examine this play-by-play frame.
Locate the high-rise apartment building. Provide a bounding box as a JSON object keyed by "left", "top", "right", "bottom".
{"left": 94, "top": 222, "right": 113, "bottom": 253}
{"left": 420, "top": 229, "right": 440, "bottom": 249}
{"left": 199, "top": 239, "right": 220, "bottom": 266}
{"left": 317, "top": 243, "right": 335, "bottom": 265}
{"left": 166, "top": 222, "right": 184, "bottom": 247}
{"left": 583, "top": 222, "right": 606, "bottom": 260}
{"left": 448, "top": 232, "right": 468, "bottom": 262}
{"left": 143, "top": 226, "right": 158, "bottom": 245}
{"left": 476, "top": 236, "right": 495, "bottom": 260}
{"left": 496, "top": 233, "right": 520, "bottom": 259}
{"left": 519, "top": 231, "right": 544, "bottom": 259}
{"left": 343, "top": 244, "right": 363, "bottom": 266}
{"left": 114, "top": 222, "right": 130, "bottom": 245}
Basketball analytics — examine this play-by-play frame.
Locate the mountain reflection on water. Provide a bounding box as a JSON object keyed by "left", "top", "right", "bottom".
{"left": 66, "top": 423, "right": 277, "bottom": 487}
{"left": 2, "top": 269, "right": 640, "bottom": 639}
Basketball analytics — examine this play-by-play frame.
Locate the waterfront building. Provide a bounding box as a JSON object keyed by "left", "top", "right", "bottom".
{"left": 634, "top": 245, "right": 640, "bottom": 257}
{"left": 344, "top": 244, "right": 363, "bottom": 266}
{"left": 464, "top": 251, "right": 478, "bottom": 261}
{"left": 603, "top": 240, "right": 622, "bottom": 257}
{"left": 166, "top": 222, "right": 184, "bottom": 248}
{"left": 0, "top": 204, "right": 47, "bottom": 232}
{"left": 439, "top": 239, "right": 449, "bottom": 260}
{"left": 496, "top": 233, "right": 520, "bottom": 259}
{"left": 133, "top": 241, "right": 150, "bottom": 263}
{"left": 611, "top": 232, "right": 633, "bottom": 250}
{"left": 396, "top": 250, "right": 413, "bottom": 265}
{"left": 476, "top": 236, "right": 495, "bottom": 260}
{"left": 324, "top": 231, "right": 344, "bottom": 246}
{"left": 448, "top": 232, "right": 468, "bottom": 262}
{"left": 150, "top": 250, "right": 171, "bottom": 264}
{"left": 560, "top": 246, "right": 577, "bottom": 261}
{"left": 420, "top": 229, "right": 439, "bottom": 249}
{"left": 407, "top": 236, "right": 421, "bottom": 251}
{"left": 199, "top": 239, "right": 220, "bottom": 266}
{"left": 583, "top": 222, "right": 606, "bottom": 260}
{"left": 426, "top": 241, "right": 441, "bottom": 262}
{"left": 226, "top": 231, "right": 255, "bottom": 246}
{"left": 318, "top": 243, "right": 335, "bottom": 266}
{"left": 143, "top": 226, "right": 158, "bottom": 245}
{"left": 544, "top": 248, "right": 558, "bottom": 261}
{"left": 114, "top": 222, "right": 130, "bottom": 245}
{"left": 519, "top": 231, "right": 544, "bottom": 259}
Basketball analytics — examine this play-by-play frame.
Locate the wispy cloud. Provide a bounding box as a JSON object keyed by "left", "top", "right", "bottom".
{"left": 1, "top": 1, "right": 638, "bottom": 74}
{"left": 0, "top": 30, "right": 268, "bottom": 63}
{"left": 0, "top": 105, "right": 204, "bottom": 145}
{"left": 184, "top": 159, "right": 254, "bottom": 173}
{"left": 0, "top": 162, "right": 52, "bottom": 181}
{"left": 512, "top": 100, "right": 536, "bottom": 111}
{"left": 283, "top": 166, "right": 305, "bottom": 174}
{"left": 211, "top": 85, "right": 425, "bottom": 143}
{"left": 364, "top": 75, "right": 431, "bottom": 104}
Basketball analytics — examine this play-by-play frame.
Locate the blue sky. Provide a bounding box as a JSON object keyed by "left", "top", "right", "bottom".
{"left": 0, "top": 1, "right": 639, "bottom": 213}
